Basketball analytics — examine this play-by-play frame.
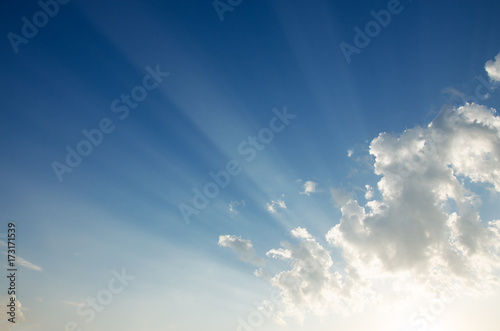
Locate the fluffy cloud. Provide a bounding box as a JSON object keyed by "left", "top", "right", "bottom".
{"left": 485, "top": 52, "right": 500, "bottom": 82}
{"left": 221, "top": 103, "right": 500, "bottom": 323}
{"left": 218, "top": 235, "right": 265, "bottom": 266}
{"left": 220, "top": 54, "right": 500, "bottom": 321}
{"left": 229, "top": 200, "right": 245, "bottom": 214}
{"left": 301, "top": 181, "right": 319, "bottom": 196}
{"left": 327, "top": 102, "right": 500, "bottom": 295}
{"left": 265, "top": 227, "right": 375, "bottom": 323}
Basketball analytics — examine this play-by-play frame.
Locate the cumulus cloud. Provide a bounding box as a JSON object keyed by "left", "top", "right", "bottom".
{"left": 220, "top": 52, "right": 500, "bottom": 321}
{"left": 265, "top": 227, "right": 376, "bottom": 323}
{"left": 485, "top": 52, "right": 500, "bottom": 82}
{"left": 327, "top": 102, "right": 500, "bottom": 293}
{"left": 221, "top": 102, "right": 500, "bottom": 323}
{"left": 218, "top": 235, "right": 265, "bottom": 266}
{"left": 266, "top": 199, "right": 287, "bottom": 214}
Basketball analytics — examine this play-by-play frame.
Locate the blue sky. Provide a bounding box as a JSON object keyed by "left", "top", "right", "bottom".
{"left": 1, "top": 0, "right": 500, "bottom": 330}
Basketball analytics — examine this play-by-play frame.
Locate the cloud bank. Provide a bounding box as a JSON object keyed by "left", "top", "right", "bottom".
{"left": 221, "top": 102, "right": 500, "bottom": 322}
{"left": 328, "top": 103, "right": 500, "bottom": 290}
{"left": 220, "top": 55, "right": 500, "bottom": 322}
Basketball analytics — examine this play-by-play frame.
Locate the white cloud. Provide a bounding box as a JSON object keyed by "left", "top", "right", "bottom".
{"left": 485, "top": 52, "right": 500, "bottom": 82}
{"left": 347, "top": 149, "right": 354, "bottom": 157}
{"left": 364, "top": 185, "right": 374, "bottom": 200}
{"left": 17, "top": 256, "right": 43, "bottom": 271}
{"left": 223, "top": 102, "right": 500, "bottom": 323}
{"left": 266, "top": 199, "right": 287, "bottom": 214}
{"left": 266, "top": 228, "right": 375, "bottom": 323}
{"left": 218, "top": 235, "right": 265, "bottom": 266}
{"left": 301, "top": 181, "right": 318, "bottom": 196}
{"left": 327, "top": 102, "right": 500, "bottom": 293}
{"left": 266, "top": 248, "right": 292, "bottom": 260}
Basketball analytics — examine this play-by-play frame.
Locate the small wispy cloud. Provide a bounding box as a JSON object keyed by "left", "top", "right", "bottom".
{"left": 17, "top": 256, "right": 42, "bottom": 271}
{"left": 2, "top": 253, "right": 43, "bottom": 272}
{"left": 300, "top": 180, "right": 318, "bottom": 196}
{"left": 218, "top": 235, "right": 265, "bottom": 266}
{"left": 229, "top": 200, "right": 245, "bottom": 214}
{"left": 229, "top": 103, "right": 500, "bottom": 323}
{"left": 266, "top": 199, "right": 287, "bottom": 214}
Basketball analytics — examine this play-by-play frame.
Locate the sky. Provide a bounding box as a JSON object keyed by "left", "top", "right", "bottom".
{"left": 0, "top": 0, "right": 500, "bottom": 330}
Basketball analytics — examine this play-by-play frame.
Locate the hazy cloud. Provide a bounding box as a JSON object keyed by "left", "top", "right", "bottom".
{"left": 301, "top": 181, "right": 319, "bottom": 196}
{"left": 229, "top": 200, "right": 245, "bottom": 214}
{"left": 17, "top": 256, "right": 43, "bottom": 272}
{"left": 1, "top": 253, "right": 42, "bottom": 271}
{"left": 330, "top": 187, "right": 355, "bottom": 207}
{"left": 218, "top": 235, "right": 265, "bottom": 266}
